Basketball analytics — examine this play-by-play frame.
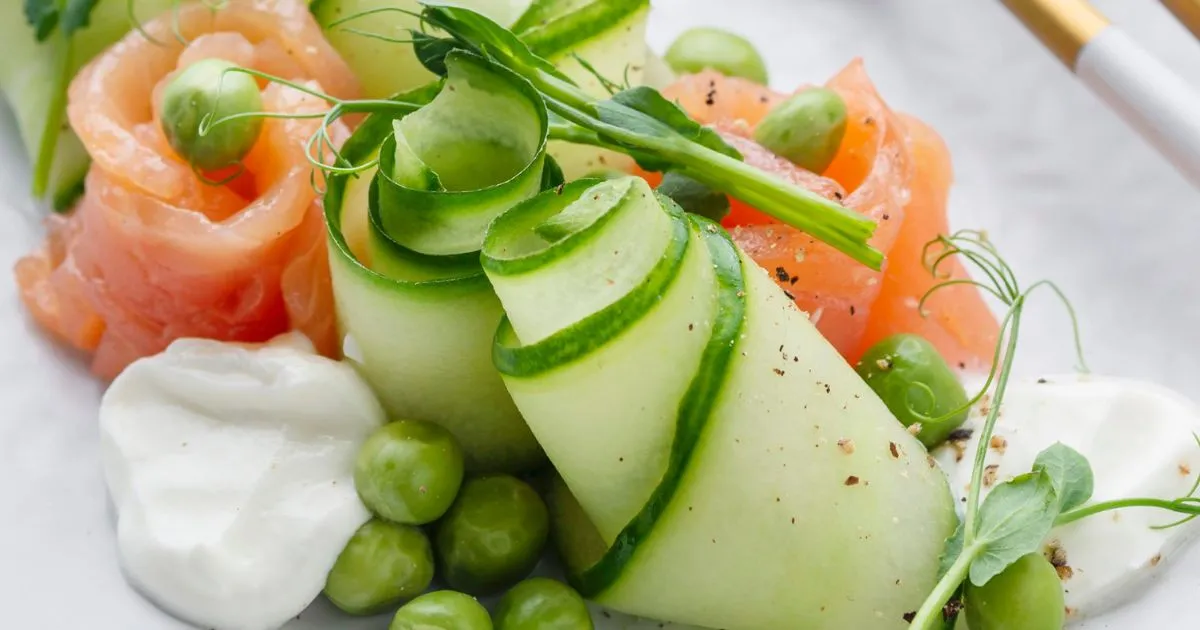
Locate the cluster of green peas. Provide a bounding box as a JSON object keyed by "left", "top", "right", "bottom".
{"left": 324, "top": 419, "right": 592, "bottom": 629}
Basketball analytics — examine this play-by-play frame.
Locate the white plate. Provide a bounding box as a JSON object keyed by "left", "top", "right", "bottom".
{"left": 4, "top": 1, "right": 1200, "bottom": 628}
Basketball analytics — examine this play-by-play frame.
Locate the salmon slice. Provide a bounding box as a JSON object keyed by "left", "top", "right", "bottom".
{"left": 14, "top": 0, "right": 358, "bottom": 378}
{"left": 652, "top": 62, "right": 998, "bottom": 364}
{"left": 661, "top": 70, "right": 788, "bottom": 128}
{"left": 729, "top": 60, "right": 912, "bottom": 356}
{"left": 855, "top": 116, "right": 1000, "bottom": 370}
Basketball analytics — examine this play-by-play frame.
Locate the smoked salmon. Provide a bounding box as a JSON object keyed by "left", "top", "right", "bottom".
{"left": 13, "top": 0, "right": 358, "bottom": 378}
{"left": 653, "top": 63, "right": 1000, "bottom": 367}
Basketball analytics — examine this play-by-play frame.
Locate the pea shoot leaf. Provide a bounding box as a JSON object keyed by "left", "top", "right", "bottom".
{"left": 23, "top": 0, "right": 100, "bottom": 41}
{"left": 540, "top": 155, "right": 565, "bottom": 191}
{"left": 411, "top": 32, "right": 458, "bottom": 77}
{"left": 936, "top": 522, "right": 964, "bottom": 579}
{"left": 61, "top": 0, "right": 100, "bottom": 36}
{"left": 597, "top": 87, "right": 741, "bottom": 161}
{"left": 420, "top": 1, "right": 571, "bottom": 83}
{"left": 656, "top": 171, "right": 730, "bottom": 223}
{"left": 968, "top": 471, "right": 1059, "bottom": 587}
{"left": 23, "top": 0, "right": 59, "bottom": 41}
{"left": 1033, "top": 442, "right": 1094, "bottom": 513}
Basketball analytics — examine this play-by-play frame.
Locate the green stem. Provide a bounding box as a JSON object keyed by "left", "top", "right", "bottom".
{"left": 909, "top": 545, "right": 979, "bottom": 630}
{"left": 1056, "top": 498, "right": 1200, "bottom": 527}
{"left": 541, "top": 95, "right": 882, "bottom": 268}
{"left": 675, "top": 145, "right": 881, "bottom": 268}
{"left": 496, "top": 54, "right": 884, "bottom": 267}
{"left": 963, "top": 300, "right": 1023, "bottom": 543}
{"left": 33, "top": 36, "right": 74, "bottom": 198}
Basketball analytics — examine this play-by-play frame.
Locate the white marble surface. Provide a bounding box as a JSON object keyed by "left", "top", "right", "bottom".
{"left": 3, "top": 0, "right": 1200, "bottom": 628}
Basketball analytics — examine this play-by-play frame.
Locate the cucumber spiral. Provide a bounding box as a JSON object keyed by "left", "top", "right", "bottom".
{"left": 325, "top": 52, "right": 550, "bottom": 472}
{"left": 483, "top": 176, "right": 958, "bottom": 629}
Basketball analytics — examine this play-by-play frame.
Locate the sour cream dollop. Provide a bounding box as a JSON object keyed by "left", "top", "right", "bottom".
{"left": 100, "top": 333, "right": 385, "bottom": 630}
{"left": 935, "top": 374, "right": 1200, "bottom": 622}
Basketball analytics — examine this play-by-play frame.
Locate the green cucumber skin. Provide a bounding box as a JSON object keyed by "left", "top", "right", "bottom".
{"left": 516, "top": 0, "right": 649, "bottom": 59}
{"left": 0, "top": 0, "right": 174, "bottom": 209}
{"left": 325, "top": 82, "right": 545, "bottom": 474}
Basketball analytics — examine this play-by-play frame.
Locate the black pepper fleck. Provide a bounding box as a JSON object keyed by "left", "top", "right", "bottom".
{"left": 947, "top": 428, "right": 973, "bottom": 442}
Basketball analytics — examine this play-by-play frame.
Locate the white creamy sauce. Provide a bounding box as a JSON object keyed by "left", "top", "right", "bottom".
{"left": 99, "top": 333, "right": 386, "bottom": 630}
{"left": 935, "top": 374, "right": 1200, "bottom": 623}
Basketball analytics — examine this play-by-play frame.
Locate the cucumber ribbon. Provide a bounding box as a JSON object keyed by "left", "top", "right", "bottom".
{"left": 324, "top": 52, "right": 550, "bottom": 472}
{"left": 482, "top": 176, "right": 958, "bottom": 629}
{"left": 322, "top": 0, "right": 651, "bottom": 472}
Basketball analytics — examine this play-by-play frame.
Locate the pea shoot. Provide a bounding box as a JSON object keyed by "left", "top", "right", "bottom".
{"left": 201, "top": 2, "right": 886, "bottom": 269}
{"left": 907, "top": 232, "right": 1200, "bottom": 630}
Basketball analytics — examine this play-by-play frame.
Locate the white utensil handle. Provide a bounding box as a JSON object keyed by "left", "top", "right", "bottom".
{"left": 1077, "top": 26, "right": 1200, "bottom": 189}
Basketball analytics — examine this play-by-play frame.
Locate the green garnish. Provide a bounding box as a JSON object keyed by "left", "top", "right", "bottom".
{"left": 197, "top": 3, "right": 882, "bottom": 267}
{"left": 909, "top": 232, "right": 1200, "bottom": 629}
{"left": 416, "top": 1, "right": 882, "bottom": 268}
{"left": 23, "top": 0, "right": 102, "bottom": 198}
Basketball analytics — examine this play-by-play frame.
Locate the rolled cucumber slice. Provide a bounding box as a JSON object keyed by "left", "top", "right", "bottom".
{"left": 324, "top": 52, "right": 548, "bottom": 473}
{"left": 482, "top": 176, "right": 958, "bottom": 629}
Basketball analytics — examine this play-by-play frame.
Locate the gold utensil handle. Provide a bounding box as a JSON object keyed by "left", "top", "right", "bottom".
{"left": 1002, "top": 0, "right": 1110, "bottom": 68}
{"left": 1162, "top": 0, "right": 1200, "bottom": 39}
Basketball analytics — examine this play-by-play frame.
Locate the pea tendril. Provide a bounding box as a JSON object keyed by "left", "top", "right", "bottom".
{"left": 911, "top": 232, "right": 1199, "bottom": 630}
{"left": 908, "top": 230, "right": 1075, "bottom": 629}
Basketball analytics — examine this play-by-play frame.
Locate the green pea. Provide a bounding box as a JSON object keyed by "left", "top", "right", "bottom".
{"left": 323, "top": 519, "right": 434, "bottom": 615}
{"left": 663, "top": 27, "right": 769, "bottom": 84}
{"left": 355, "top": 420, "right": 465, "bottom": 525}
{"left": 855, "top": 334, "right": 969, "bottom": 448}
{"left": 966, "top": 553, "right": 1065, "bottom": 630}
{"left": 160, "top": 58, "right": 263, "bottom": 171}
{"left": 435, "top": 475, "right": 550, "bottom": 595}
{"left": 752, "top": 88, "right": 847, "bottom": 174}
{"left": 389, "top": 591, "right": 493, "bottom": 630}
{"left": 494, "top": 578, "right": 593, "bottom": 630}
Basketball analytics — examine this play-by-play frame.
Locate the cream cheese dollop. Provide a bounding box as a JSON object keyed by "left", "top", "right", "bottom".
{"left": 99, "top": 333, "right": 385, "bottom": 630}
{"left": 935, "top": 374, "right": 1200, "bottom": 622}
